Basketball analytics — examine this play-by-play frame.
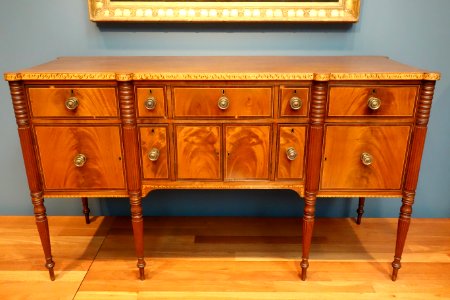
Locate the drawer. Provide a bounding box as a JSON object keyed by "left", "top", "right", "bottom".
{"left": 173, "top": 87, "right": 272, "bottom": 118}
{"left": 176, "top": 125, "right": 221, "bottom": 180}
{"left": 225, "top": 125, "right": 271, "bottom": 180}
{"left": 35, "top": 126, "right": 125, "bottom": 190}
{"left": 320, "top": 125, "right": 411, "bottom": 190}
{"left": 140, "top": 126, "right": 169, "bottom": 179}
{"left": 136, "top": 87, "right": 166, "bottom": 118}
{"left": 328, "top": 86, "right": 418, "bottom": 117}
{"left": 277, "top": 126, "right": 306, "bottom": 180}
{"left": 279, "top": 87, "right": 309, "bottom": 117}
{"left": 29, "top": 87, "right": 118, "bottom": 118}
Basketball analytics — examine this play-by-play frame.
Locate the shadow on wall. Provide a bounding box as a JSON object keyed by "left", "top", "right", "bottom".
{"left": 73, "top": 189, "right": 396, "bottom": 218}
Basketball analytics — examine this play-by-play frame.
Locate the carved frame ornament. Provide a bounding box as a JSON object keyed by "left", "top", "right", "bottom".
{"left": 88, "top": 0, "right": 360, "bottom": 22}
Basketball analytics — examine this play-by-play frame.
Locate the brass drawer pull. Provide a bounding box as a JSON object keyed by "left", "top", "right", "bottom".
{"left": 73, "top": 154, "right": 87, "bottom": 167}
{"left": 367, "top": 96, "right": 381, "bottom": 111}
{"left": 144, "top": 96, "right": 157, "bottom": 110}
{"left": 65, "top": 96, "right": 79, "bottom": 111}
{"left": 290, "top": 96, "right": 303, "bottom": 110}
{"left": 148, "top": 148, "right": 160, "bottom": 162}
{"left": 360, "top": 152, "right": 373, "bottom": 166}
{"left": 286, "top": 147, "right": 298, "bottom": 161}
{"left": 218, "top": 95, "right": 229, "bottom": 110}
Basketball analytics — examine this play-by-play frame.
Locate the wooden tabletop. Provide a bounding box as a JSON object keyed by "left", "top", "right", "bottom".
{"left": 4, "top": 56, "right": 440, "bottom": 81}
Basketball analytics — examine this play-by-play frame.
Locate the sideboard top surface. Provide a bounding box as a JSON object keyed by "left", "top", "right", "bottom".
{"left": 4, "top": 56, "right": 440, "bottom": 82}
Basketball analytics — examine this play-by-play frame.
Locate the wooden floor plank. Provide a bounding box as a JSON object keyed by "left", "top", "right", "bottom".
{"left": 0, "top": 216, "right": 449, "bottom": 299}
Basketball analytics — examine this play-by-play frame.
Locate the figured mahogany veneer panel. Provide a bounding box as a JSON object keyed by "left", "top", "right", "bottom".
{"left": 277, "top": 126, "right": 306, "bottom": 180}
{"left": 136, "top": 87, "right": 166, "bottom": 118}
{"left": 176, "top": 126, "right": 221, "bottom": 180}
{"left": 279, "top": 87, "right": 309, "bottom": 117}
{"left": 173, "top": 87, "right": 272, "bottom": 118}
{"left": 35, "top": 126, "right": 125, "bottom": 190}
{"left": 321, "top": 125, "right": 411, "bottom": 190}
{"left": 28, "top": 87, "right": 118, "bottom": 118}
{"left": 328, "top": 86, "right": 418, "bottom": 117}
{"left": 225, "top": 125, "right": 270, "bottom": 180}
{"left": 140, "top": 126, "right": 169, "bottom": 179}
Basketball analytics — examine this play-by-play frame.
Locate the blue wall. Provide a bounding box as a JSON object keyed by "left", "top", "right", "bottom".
{"left": 1, "top": 0, "right": 449, "bottom": 218}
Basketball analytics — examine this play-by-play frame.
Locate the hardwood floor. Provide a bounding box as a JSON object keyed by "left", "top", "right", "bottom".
{"left": 0, "top": 216, "right": 448, "bottom": 299}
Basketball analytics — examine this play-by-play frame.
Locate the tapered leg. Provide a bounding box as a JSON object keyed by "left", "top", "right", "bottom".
{"left": 81, "top": 197, "right": 90, "bottom": 224}
{"left": 32, "top": 194, "right": 55, "bottom": 281}
{"left": 301, "top": 192, "right": 317, "bottom": 281}
{"left": 391, "top": 192, "right": 414, "bottom": 281}
{"left": 130, "top": 195, "right": 146, "bottom": 280}
{"left": 356, "top": 197, "right": 365, "bottom": 225}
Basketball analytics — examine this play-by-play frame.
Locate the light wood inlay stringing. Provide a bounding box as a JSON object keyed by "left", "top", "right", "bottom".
{"left": 4, "top": 56, "right": 440, "bottom": 282}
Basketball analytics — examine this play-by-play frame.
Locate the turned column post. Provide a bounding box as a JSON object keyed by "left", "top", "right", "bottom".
{"left": 118, "top": 79, "right": 146, "bottom": 280}
{"left": 391, "top": 80, "right": 436, "bottom": 281}
{"left": 301, "top": 80, "right": 327, "bottom": 280}
{"left": 9, "top": 80, "right": 55, "bottom": 280}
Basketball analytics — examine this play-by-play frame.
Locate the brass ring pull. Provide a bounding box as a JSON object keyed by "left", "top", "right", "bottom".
{"left": 286, "top": 147, "right": 298, "bottom": 161}
{"left": 218, "top": 96, "right": 229, "bottom": 110}
{"left": 360, "top": 152, "right": 373, "bottom": 166}
{"left": 73, "top": 154, "right": 87, "bottom": 167}
{"left": 65, "top": 96, "right": 79, "bottom": 111}
{"left": 148, "top": 148, "right": 160, "bottom": 162}
{"left": 367, "top": 97, "right": 381, "bottom": 111}
{"left": 144, "top": 96, "right": 157, "bottom": 110}
{"left": 290, "top": 96, "right": 302, "bottom": 110}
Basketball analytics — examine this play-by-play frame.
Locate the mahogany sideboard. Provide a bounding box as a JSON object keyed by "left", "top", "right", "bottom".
{"left": 4, "top": 56, "right": 440, "bottom": 281}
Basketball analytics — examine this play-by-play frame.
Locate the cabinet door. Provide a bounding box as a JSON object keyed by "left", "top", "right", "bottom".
{"left": 140, "top": 126, "right": 169, "bottom": 179}
{"left": 321, "top": 125, "right": 411, "bottom": 190}
{"left": 35, "top": 126, "right": 125, "bottom": 190}
{"left": 277, "top": 126, "right": 306, "bottom": 180}
{"left": 176, "top": 125, "right": 221, "bottom": 180}
{"left": 225, "top": 125, "right": 271, "bottom": 180}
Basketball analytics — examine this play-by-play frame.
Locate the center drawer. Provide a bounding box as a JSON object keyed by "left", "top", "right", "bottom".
{"left": 172, "top": 87, "right": 273, "bottom": 118}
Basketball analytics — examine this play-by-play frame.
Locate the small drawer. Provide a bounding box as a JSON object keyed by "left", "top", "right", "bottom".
{"left": 136, "top": 87, "right": 166, "bottom": 118}
{"left": 35, "top": 126, "right": 125, "bottom": 190}
{"left": 328, "top": 86, "right": 418, "bottom": 117}
{"left": 28, "top": 87, "right": 118, "bottom": 118}
{"left": 320, "top": 125, "right": 411, "bottom": 190}
{"left": 173, "top": 87, "right": 272, "bottom": 118}
{"left": 279, "top": 88, "right": 309, "bottom": 117}
{"left": 277, "top": 126, "right": 306, "bottom": 180}
{"left": 140, "top": 126, "right": 169, "bottom": 179}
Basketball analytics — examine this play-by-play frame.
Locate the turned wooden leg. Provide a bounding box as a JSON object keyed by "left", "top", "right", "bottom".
{"left": 391, "top": 192, "right": 414, "bottom": 281}
{"left": 81, "top": 197, "right": 91, "bottom": 224}
{"left": 32, "top": 194, "right": 55, "bottom": 281}
{"left": 356, "top": 197, "right": 365, "bottom": 225}
{"left": 301, "top": 192, "right": 317, "bottom": 281}
{"left": 130, "top": 194, "right": 146, "bottom": 280}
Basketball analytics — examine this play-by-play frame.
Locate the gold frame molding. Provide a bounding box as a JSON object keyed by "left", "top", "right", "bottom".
{"left": 88, "top": 0, "right": 360, "bottom": 22}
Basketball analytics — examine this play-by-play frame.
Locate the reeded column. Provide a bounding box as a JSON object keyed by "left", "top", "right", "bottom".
{"left": 9, "top": 81, "right": 55, "bottom": 280}
{"left": 301, "top": 81, "right": 327, "bottom": 280}
{"left": 391, "top": 80, "right": 436, "bottom": 281}
{"left": 118, "top": 79, "right": 146, "bottom": 280}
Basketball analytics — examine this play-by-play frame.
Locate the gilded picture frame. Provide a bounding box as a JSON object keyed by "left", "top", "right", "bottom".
{"left": 88, "top": 0, "right": 360, "bottom": 22}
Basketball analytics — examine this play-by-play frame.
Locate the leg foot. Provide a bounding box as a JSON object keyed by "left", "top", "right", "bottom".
{"left": 356, "top": 197, "right": 365, "bottom": 225}
{"left": 130, "top": 195, "right": 146, "bottom": 280}
{"left": 300, "top": 259, "right": 309, "bottom": 281}
{"left": 301, "top": 192, "right": 316, "bottom": 282}
{"left": 391, "top": 258, "right": 401, "bottom": 281}
{"left": 138, "top": 261, "right": 146, "bottom": 280}
{"left": 81, "top": 197, "right": 90, "bottom": 224}
{"left": 46, "top": 260, "right": 56, "bottom": 281}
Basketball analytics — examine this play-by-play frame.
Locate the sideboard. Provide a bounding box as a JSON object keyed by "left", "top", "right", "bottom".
{"left": 4, "top": 56, "right": 440, "bottom": 281}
